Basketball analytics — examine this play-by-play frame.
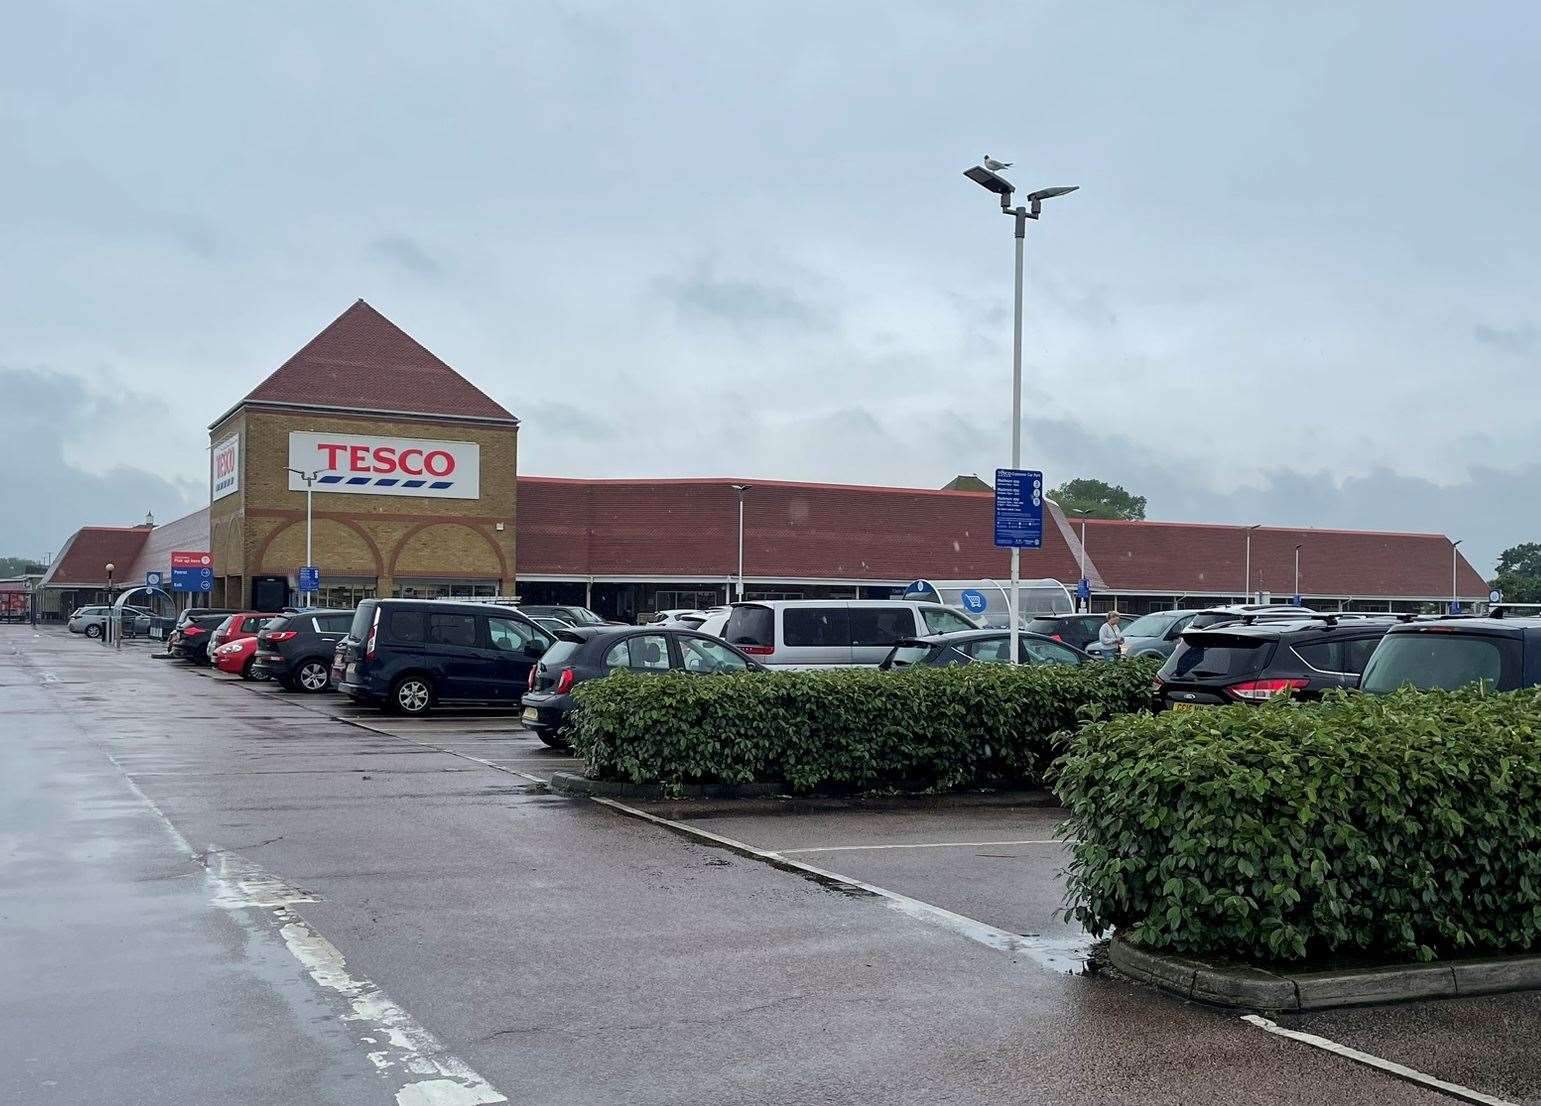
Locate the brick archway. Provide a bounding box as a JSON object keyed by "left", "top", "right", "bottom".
{"left": 388, "top": 521, "right": 508, "bottom": 582}
{"left": 255, "top": 517, "right": 384, "bottom": 578}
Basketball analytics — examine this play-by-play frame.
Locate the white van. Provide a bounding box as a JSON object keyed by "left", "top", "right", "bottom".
{"left": 721, "top": 600, "right": 980, "bottom": 667}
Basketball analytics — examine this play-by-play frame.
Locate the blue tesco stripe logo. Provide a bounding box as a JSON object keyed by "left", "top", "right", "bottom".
{"left": 317, "top": 475, "right": 454, "bottom": 490}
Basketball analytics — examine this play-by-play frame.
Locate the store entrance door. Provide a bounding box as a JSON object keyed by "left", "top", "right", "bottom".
{"left": 252, "top": 575, "right": 290, "bottom": 611}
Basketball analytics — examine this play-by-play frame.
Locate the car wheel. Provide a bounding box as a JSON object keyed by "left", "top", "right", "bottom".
{"left": 243, "top": 657, "right": 268, "bottom": 681}
{"left": 533, "top": 728, "right": 570, "bottom": 749}
{"left": 84, "top": 624, "right": 101, "bottom": 638}
{"left": 389, "top": 676, "right": 434, "bottom": 715}
{"left": 296, "top": 660, "right": 331, "bottom": 693}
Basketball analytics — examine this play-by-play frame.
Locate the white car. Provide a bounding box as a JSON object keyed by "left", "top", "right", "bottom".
{"left": 694, "top": 609, "right": 731, "bottom": 638}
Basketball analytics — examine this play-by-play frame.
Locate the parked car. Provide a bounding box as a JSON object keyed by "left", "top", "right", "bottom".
{"left": 694, "top": 608, "right": 731, "bottom": 639}
{"left": 252, "top": 608, "right": 355, "bottom": 692}
{"left": 1154, "top": 614, "right": 1398, "bottom": 709}
{"left": 1184, "top": 603, "right": 1319, "bottom": 632}
{"left": 880, "top": 629, "right": 1085, "bottom": 670}
{"left": 1083, "top": 608, "right": 1205, "bottom": 661}
{"left": 1360, "top": 612, "right": 1541, "bottom": 694}
{"left": 521, "top": 627, "right": 764, "bottom": 747}
{"left": 721, "top": 600, "right": 982, "bottom": 667}
{"left": 1023, "top": 612, "right": 1132, "bottom": 652}
{"left": 213, "top": 635, "right": 267, "bottom": 679}
{"left": 530, "top": 615, "right": 574, "bottom": 633}
{"left": 168, "top": 612, "right": 239, "bottom": 665}
{"left": 520, "top": 604, "right": 617, "bottom": 628}
{"left": 334, "top": 599, "right": 554, "bottom": 715}
{"left": 68, "top": 604, "right": 154, "bottom": 638}
{"left": 209, "top": 612, "right": 281, "bottom": 653}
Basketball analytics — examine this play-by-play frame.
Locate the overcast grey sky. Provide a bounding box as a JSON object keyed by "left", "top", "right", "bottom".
{"left": 3, "top": 1, "right": 1538, "bottom": 571}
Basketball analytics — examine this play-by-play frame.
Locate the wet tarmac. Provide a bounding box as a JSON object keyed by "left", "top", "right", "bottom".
{"left": 4, "top": 624, "right": 1535, "bottom": 1104}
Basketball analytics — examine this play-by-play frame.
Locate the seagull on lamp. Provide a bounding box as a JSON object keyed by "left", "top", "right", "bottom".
{"left": 983, "top": 156, "right": 1012, "bottom": 171}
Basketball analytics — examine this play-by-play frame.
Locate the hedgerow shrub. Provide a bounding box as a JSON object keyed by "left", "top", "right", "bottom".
{"left": 568, "top": 657, "right": 1159, "bottom": 792}
{"left": 1054, "top": 687, "right": 1541, "bottom": 964}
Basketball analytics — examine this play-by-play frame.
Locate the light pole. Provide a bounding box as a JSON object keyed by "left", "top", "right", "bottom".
{"left": 105, "top": 562, "right": 116, "bottom": 647}
{"left": 1072, "top": 508, "right": 1091, "bottom": 611}
{"left": 1243, "top": 524, "right": 1261, "bottom": 604}
{"left": 287, "top": 468, "right": 320, "bottom": 604}
{"left": 1451, "top": 539, "right": 1463, "bottom": 614}
{"left": 965, "top": 163, "right": 1077, "bottom": 663}
{"left": 731, "top": 484, "right": 750, "bottom": 602}
{"left": 1293, "top": 544, "right": 1302, "bottom": 605}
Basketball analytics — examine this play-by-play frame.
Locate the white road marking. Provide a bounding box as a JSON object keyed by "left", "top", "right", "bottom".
{"left": 107, "top": 755, "right": 507, "bottom": 1106}
{"left": 591, "top": 796, "right": 1092, "bottom": 973}
{"left": 779, "top": 839, "right": 1064, "bottom": 855}
{"left": 1242, "top": 1015, "right": 1517, "bottom": 1106}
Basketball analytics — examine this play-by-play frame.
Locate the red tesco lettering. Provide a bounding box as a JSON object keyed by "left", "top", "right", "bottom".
{"left": 314, "top": 442, "right": 456, "bottom": 477}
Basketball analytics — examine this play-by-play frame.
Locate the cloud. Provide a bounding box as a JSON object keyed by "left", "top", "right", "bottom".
{"left": 1473, "top": 322, "right": 1539, "bottom": 357}
{"left": 519, "top": 401, "right": 619, "bottom": 443}
{"left": 368, "top": 235, "right": 444, "bottom": 277}
{"left": 0, "top": 367, "right": 201, "bottom": 557}
{"left": 652, "top": 262, "right": 837, "bottom": 336}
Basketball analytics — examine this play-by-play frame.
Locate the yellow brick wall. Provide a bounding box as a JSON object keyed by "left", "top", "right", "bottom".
{"left": 209, "top": 407, "right": 517, "bottom": 601}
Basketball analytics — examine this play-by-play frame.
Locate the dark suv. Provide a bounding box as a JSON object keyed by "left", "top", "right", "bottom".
{"left": 1360, "top": 613, "right": 1541, "bottom": 693}
{"left": 1023, "top": 613, "right": 1131, "bottom": 652}
{"left": 334, "top": 599, "right": 554, "bottom": 715}
{"left": 252, "top": 609, "right": 355, "bottom": 692}
{"left": 167, "top": 612, "right": 237, "bottom": 665}
{"left": 1155, "top": 614, "right": 1399, "bottom": 709}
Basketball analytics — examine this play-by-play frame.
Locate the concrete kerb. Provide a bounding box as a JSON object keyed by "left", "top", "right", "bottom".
{"left": 1109, "top": 933, "right": 1541, "bottom": 1012}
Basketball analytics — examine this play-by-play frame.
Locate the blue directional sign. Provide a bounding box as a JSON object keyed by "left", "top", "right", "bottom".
{"left": 145, "top": 571, "right": 163, "bottom": 588}
{"left": 298, "top": 566, "right": 320, "bottom": 591}
{"left": 1490, "top": 588, "right": 1503, "bottom": 604}
{"left": 993, "top": 468, "right": 1044, "bottom": 549}
{"left": 170, "top": 567, "right": 213, "bottom": 593}
{"left": 1076, "top": 578, "right": 1091, "bottom": 602}
{"left": 1292, "top": 593, "right": 1303, "bottom": 606}
{"left": 1450, "top": 600, "right": 1463, "bottom": 615}
{"left": 959, "top": 588, "right": 988, "bottom": 615}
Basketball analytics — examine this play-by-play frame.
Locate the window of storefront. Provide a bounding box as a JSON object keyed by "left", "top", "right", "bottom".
{"left": 312, "top": 579, "right": 377, "bottom": 610}
{"left": 391, "top": 579, "right": 498, "bottom": 600}
{"left": 655, "top": 590, "right": 725, "bottom": 611}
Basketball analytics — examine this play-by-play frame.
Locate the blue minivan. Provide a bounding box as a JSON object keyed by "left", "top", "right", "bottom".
{"left": 335, "top": 599, "right": 554, "bottom": 715}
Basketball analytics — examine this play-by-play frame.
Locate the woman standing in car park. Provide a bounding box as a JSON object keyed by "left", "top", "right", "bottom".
{"left": 1098, "top": 610, "right": 1126, "bottom": 655}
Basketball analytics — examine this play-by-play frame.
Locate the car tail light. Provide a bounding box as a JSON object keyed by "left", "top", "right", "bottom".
{"left": 266, "top": 631, "right": 298, "bottom": 642}
{"left": 738, "top": 645, "right": 774, "bottom": 656}
{"left": 1152, "top": 675, "right": 1165, "bottom": 690}
{"left": 554, "top": 667, "right": 575, "bottom": 694}
{"left": 365, "top": 608, "right": 380, "bottom": 660}
{"left": 528, "top": 665, "right": 539, "bottom": 690}
{"left": 1226, "top": 677, "right": 1308, "bottom": 702}
{"left": 184, "top": 626, "right": 205, "bottom": 637}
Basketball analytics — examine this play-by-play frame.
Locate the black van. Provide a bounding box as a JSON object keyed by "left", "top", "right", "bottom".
{"left": 334, "top": 599, "right": 554, "bottom": 715}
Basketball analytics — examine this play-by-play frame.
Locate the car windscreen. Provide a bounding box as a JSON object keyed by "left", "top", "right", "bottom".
{"left": 349, "top": 601, "right": 378, "bottom": 640}
{"left": 1123, "top": 611, "right": 1184, "bottom": 638}
{"left": 1023, "top": 618, "right": 1061, "bottom": 635}
{"left": 724, "top": 606, "right": 774, "bottom": 648}
{"left": 540, "top": 641, "right": 583, "bottom": 668}
{"left": 1360, "top": 632, "right": 1523, "bottom": 693}
{"left": 566, "top": 608, "right": 607, "bottom": 626}
{"left": 1166, "top": 634, "right": 1276, "bottom": 679}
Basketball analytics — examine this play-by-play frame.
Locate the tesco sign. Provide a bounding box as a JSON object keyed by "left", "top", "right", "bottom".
{"left": 287, "top": 431, "right": 480, "bottom": 500}
{"left": 211, "top": 434, "right": 239, "bottom": 501}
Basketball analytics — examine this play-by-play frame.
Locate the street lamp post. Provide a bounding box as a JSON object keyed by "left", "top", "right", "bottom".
{"left": 105, "top": 562, "right": 116, "bottom": 647}
{"left": 1072, "top": 509, "right": 1091, "bottom": 611}
{"left": 965, "top": 163, "right": 1078, "bottom": 663}
{"left": 287, "top": 468, "right": 320, "bottom": 604}
{"left": 1294, "top": 544, "right": 1302, "bottom": 604}
{"left": 731, "top": 484, "right": 750, "bottom": 602}
{"left": 1452, "top": 539, "right": 1463, "bottom": 614}
{"left": 1243, "top": 524, "right": 1261, "bottom": 604}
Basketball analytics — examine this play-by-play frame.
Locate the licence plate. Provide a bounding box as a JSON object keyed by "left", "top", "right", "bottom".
{"left": 150, "top": 627, "right": 162, "bottom": 639}
{"left": 522, "top": 707, "right": 539, "bottom": 722}
{"left": 1169, "top": 702, "right": 1201, "bottom": 712}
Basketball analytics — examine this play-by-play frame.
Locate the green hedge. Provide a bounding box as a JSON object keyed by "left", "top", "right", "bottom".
{"left": 568, "top": 658, "right": 1159, "bottom": 792}
{"left": 1054, "top": 688, "right": 1541, "bottom": 964}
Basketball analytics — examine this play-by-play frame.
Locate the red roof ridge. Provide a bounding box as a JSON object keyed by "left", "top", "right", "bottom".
{"left": 1081, "top": 517, "right": 1449, "bottom": 540}
{"left": 518, "top": 474, "right": 997, "bottom": 498}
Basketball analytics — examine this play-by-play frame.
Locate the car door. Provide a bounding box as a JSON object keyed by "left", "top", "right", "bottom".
{"left": 424, "top": 611, "right": 487, "bottom": 700}
{"left": 1019, "top": 637, "right": 1085, "bottom": 666}
{"left": 313, "top": 613, "right": 351, "bottom": 659}
{"left": 603, "top": 633, "right": 675, "bottom": 677}
{"left": 485, "top": 614, "right": 552, "bottom": 699}
{"left": 676, "top": 634, "right": 753, "bottom": 675}
{"left": 848, "top": 606, "right": 919, "bottom": 666}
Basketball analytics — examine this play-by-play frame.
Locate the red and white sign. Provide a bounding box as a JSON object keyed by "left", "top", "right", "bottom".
{"left": 211, "top": 434, "right": 240, "bottom": 501}
{"left": 170, "top": 551, "right": 212, "bottom": 568}
{"left": 287, "top": 431, "right": 480, "bottom": 500}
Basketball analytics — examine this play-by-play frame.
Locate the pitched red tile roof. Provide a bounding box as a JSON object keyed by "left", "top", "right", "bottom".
{"left": 39, "top": 527, "right": 152, "bottom": 587}
{"left": 1080, "top": 518, "right": 1488, "bottom": 599}
{"left": 516, "top": 476, "right": 1087, "bottom": 584}
{"left": 214, "top": 300, "right": 516, "bottom": 426}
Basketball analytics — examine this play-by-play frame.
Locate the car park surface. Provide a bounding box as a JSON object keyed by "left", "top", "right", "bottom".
{"left": 11, "top": 620, "right": 1541, "bottom": 1106}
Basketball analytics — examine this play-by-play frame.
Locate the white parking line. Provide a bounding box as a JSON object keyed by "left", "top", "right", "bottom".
{"left": 779, "top": 839, "right": 1063, "bottom": 855}
{"left": 1242, "top": 1015, "right": 1517, "bottom": 1106}
{"left": 592, "top": 796, "right": 1092, "bottom": 973}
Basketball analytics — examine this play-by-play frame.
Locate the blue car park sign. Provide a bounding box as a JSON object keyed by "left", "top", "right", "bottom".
{"left": 298, "top": 566, "right": 320, "bottom": 591}
{"left": 1076, "top": 578, "right": 1091, "bottom": 602}
{"left": 993, "top": 469, "right": 1044, "bottom": 549}
{"left": 145, "top": 571, "right": 163, "bottom": 588}
{"left": 959, "top": 588, "right": 988, "bottom": 615}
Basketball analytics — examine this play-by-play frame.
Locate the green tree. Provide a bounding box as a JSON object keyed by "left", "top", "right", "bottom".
{"left": 1492, "top": 542, "right": 1541, "bottom": 603}
{"left": 0, "top": 555, "right": 44, "bottom": 577}
{"left": 1047, "top": 478, "right": 1147, "bottom": 521}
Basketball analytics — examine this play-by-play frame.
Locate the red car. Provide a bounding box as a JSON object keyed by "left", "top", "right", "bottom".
{"left": 209, "top": 611, "right": 281, "bottom": 653}
{"left": 213, "top": 634, "right": 265, "bottom": 679}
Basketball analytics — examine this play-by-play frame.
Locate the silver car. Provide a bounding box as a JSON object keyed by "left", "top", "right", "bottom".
{"left": 720, "top": 600, "right": 981, "bottom": 667}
